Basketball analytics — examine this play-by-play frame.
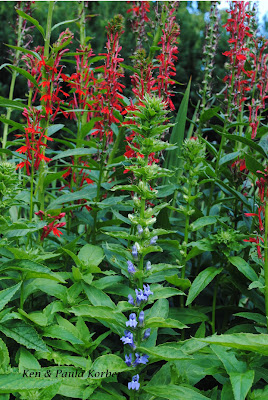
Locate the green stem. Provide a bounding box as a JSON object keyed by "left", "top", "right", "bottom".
{"left": 212, "top": 275, "right": 219, "bottom": 334}
{"left": 37, "top": 1, "right": 54, "bottom": 210}
{"left": 20, "top": 279, "right": 24, "bottom": 310}
{"left": 2, "top": 5, "right": 24, "bottom": 157}
{"left": 264, "top": 200, "right": 268, "bottom": 332}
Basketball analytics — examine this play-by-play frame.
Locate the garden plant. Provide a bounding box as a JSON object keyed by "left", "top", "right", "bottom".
{"left": 1, "top": 1, "right": 268, "bottom": 399}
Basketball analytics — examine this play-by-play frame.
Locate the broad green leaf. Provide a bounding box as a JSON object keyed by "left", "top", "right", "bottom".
{"left": 138, "top": 345, "right": 190, "bottom": 361}
{"left": 47, "top": 124, "right": 64, "bottom": 137}
{"left": 150, "top": 286, "right": 185, "bottom": 302}
{"left": 83, "top": 283, "right": 116, "bottom": 309}
{"left": 245, "top": 154, "right": 264, "bottom": 176}
{"left": 186, "top": 267, "right": 222, "bottom": 306}
{"left": 221, "top": 383, "right": 235, "bottom": 400}
{"left": 199, "top": 333, "right": 268, "bottom": 356}
{"left": 190, "top": 216, "right": 217, "bottom": 231}
{"left": 16, "top": 9, "right": 45, "bottom": 37}
{"left": 0, "top": 320, "right": 48, "bottom": 352}
{"left": 0, "top": 283, "right": 21, "bottom": 311}
{"left": 0, "top": 259, "right": 65, "bottom": 283}
{"left": 169, "top": 308, "right": 209, "bottom": 325}
{"left": 211, "top": 344, "right": 246, "bottom": 374}
{"left": 228, "top": 256, "right": 258, "bottom": 282}
{"left": 78, "top": 244, "right": 104, "bottom": 268}
{"left": 163, "top": 78, "right": 191, "bottom": 185}
{"left": 52, "top": 147, "right": 97, "bottom": 161}
{"left": 234, "top": 312, "right": 266, "bottom": 326}
{"left": 165, "top": 275, "right": 191, "bottom": 291}
{"left": 144, "top": 384, "right": 210, "bottom": 399}
{"left": 0, "top": 117, "right": 24, "bottom": 132}
{"left": 92, "top": 355, "right": 130, "bottom": 376}
{"left": 19, "top": 347, "right": 41, "bottom": 371}
{"left": 70, "top": 305, "right": 127, "bottom": 328}
{"left": 145, "top": 317, "right": 188, "bottom": 329}
{"left": 5, "top": 44, "right": 41, "bottom": 60}
{"left": 0, "top": 373, "right": 58, "bottom": 393}
{"left": 43, "top": 326, "right": 84, "bottom": 345}
{"left": 48, "top": 185, "right": 97, "bottom": 208}
{"left": 230, "top": 370, "right": 255, "bottom": 400}
{"left": 0, "top": 338, "right": 9, "bottom": 373}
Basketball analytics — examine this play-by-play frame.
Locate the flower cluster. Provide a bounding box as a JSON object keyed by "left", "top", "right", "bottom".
{"left": 222, "top": 1, "right": 254, "bottom": 113}
{"left": 244, "top": 168, "right": 268, "bottom": 258}
{"left": 127, "top": 1, "right": 151, "bottom": 49}
{"left": 35, "top": 210, "right": 66, "bottom": 241}
{"left": 112, "top": 95, "right": 174, "bottom": 392}
{"left": 15, "top": 107, "right": 52, "bottom": 175}
{"left": 93, "top": 15, "right": 125, "bottom": 143}
{"left": 247, "top": 37, "right": 268, "bottom": 138}
{"left": 156, "top": 2, "right": 180, "bottom": 110}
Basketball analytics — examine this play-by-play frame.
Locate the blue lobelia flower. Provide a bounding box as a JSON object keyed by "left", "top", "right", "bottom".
{"left": 143, "top": 328, "right": 151, "bottom": 340}
{"left": 120, "top": 331, "right": 136, "bottom": 349}
{"left": 150, "top": 235, "right": 158, "bottom": 245}
{"left": 126, "top": 313, "right": 138, "bottom": 328}
{"left": 128, "top": 374, "right": 140, "bottom": 391}
{"left": 137, "top": 224, "right": 143, "bottom": 235}
{"left": 128, "top": 294, "right": 135, "bottom": 305}
{"left": 132, "top": 244, "right": 138, "bottom": 259}
{"left": 135, "top": 288, "right": 147, "bottom": 305}
{"left": 127, "top": 260, "right": 136, "bottom": 275}
{"left": 138, "top": 311, "right": 144, "bottom": 326}
{"left": 143, "top": 284, "right": 153, "bottom": 298}
{"left": 145, "top": 260, "right": 151, "bottom": 271}
{"left": 133, "top": 353, "right": 149, "bottom": 366}
{"left": 125, "top": 353, "right": 132, "bottom": 366}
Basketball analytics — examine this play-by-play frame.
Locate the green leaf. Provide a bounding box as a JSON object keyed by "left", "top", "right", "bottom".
{"left": 43, "top": 325, "right": 84, "bottom": 345}
{"left": 163, "top": 78, "right": 191, "bottom": 185}
{"left": 78, "top": 244, "right": 104, "bottom": 268}
{"left": 19, "top": 347, "right": 41, "bottom": 371}
{"left": 165, "top": 275, "right": 191, "bottom": 291}
{"left": 0, "top": 283, "right": 21, "bottom": 312}
{"left": 138, "top": 345, "right": 190, "bottom": 361}
{"left": 220, "top": 133, "right": 267, "bottom": 158}
{"left": 228, "top": 256, "right": 258, "bottom": 282}
{"left": 0, "top": 96, "right": 26, "bottom": 110}
{"left": 52, "top": 147, "right": 97, "bottom": 161}
{"left": 200, "top": 107, "right": 220, "bottom": 123}
{"left": 92, "top": 355, "right": 130, "bottom": 376}
{"left": 0, "top": 259, "right": 65, "bottom": 283}
{"left": 190, "top": 216, "right": 217, "bottom": 231}
{"left": 234, "top": 312, "right": 266, "bottom": 326}
{"left": 2, "top": 64, "right": 38, "bottom": 87}
{"left": 211, "top": 344, "right": 246, "bottom": 374}
{"left": 0, "top": 338, "right": 9, "bottom": 373}
{"left": 70, "top": 305, "right": 127, "bottom": 329}
{"left": 48, "top": 185, "right": 97, "bottom": 208}
{"left": 83, "top": 283, "right": 116, "bottom": 309}
{"left": 0, "top": 373, "right": 58, "bottom": 393}
{"left": 0, "top": 320, "right": 48, "bottom": 352}
{"left": 144, "top": 384, "right": 210, "bottom": 399}
{"left": 51, "top": 18, "right": 79, "bottom": 32}
{"left": 249, "top": 386, "right": 268, "bottom": 400}
{"left": 186, "top": 267, "right": 222, "bottom": 306}
{"left": 169, "top": 308, "right": 209, "bottom": 324}
{"left": 145, "top": 317, "right": 188, "bottom": 329}
{"left": 16, "top": 9, "right": 45, "bottom": 37}
{"left": 199, "top": 333, "right": 268, "bottom": 356}
{"left": 245, "top": 154, "right": 265, "bottom": 176}
{"left": 219, "top": 151, "right": 240, "bottom": 166}
{"left": 230, "top": 370, "right": 255, "bottom": 400}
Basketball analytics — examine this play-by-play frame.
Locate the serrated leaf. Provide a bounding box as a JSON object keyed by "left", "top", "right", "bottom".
{"left": 230, "top": 370, "right": 255, "bottom": 400}
{"left": 144, "top": 385, "right": 210, "bottom": 400}
{"left": 0, "top": 320, "right": 48, "bottom": 352}
{"left": 16, "top": 9, "right": 45, "bottom": 37}
{"left": 145, "top": 317, "right": 188, "bottom": 329}
{"left": 0, "top": 283, "right": 21, "bottom": 312}
{"left": 190, "top": 216, "right": 217, "bottom": 231}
